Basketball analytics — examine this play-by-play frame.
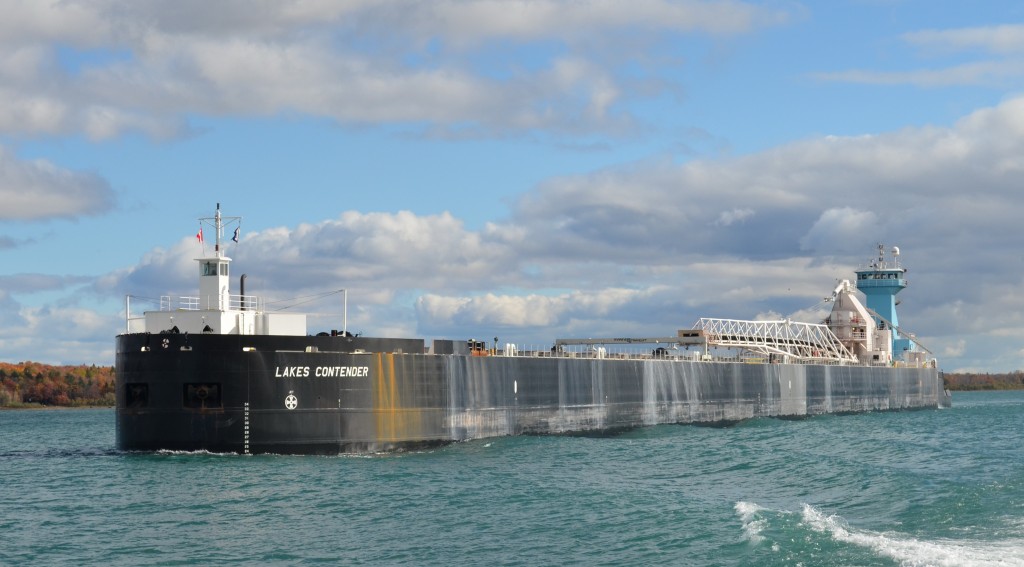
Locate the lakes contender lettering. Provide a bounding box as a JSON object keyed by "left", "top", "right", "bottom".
{"left": 275, "top": 366, "right": 370, "bottom": 378}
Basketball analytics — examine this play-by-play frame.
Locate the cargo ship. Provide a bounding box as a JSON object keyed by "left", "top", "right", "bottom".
{"left": 115, "top": 206, "right": 950, "bottom": 454}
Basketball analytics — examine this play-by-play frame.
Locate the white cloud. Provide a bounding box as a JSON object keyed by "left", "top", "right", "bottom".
{"left": 232, "top": 211, "right": 514, "bottom": 294}
{"left": 817, "top": 23, "right": 1024, "bottom": 87}
{"left": 0, "top": 287, "right": 119, "bottom": 365}
{"left": 96, "top": 239, "right": 199, "bottom": 300}
{"left": 415, "top": 287, "right": 678, "bottom": 342}
{"left": 390, "top": 0, "right": 789, "bottom": 46}
{"left": 714, "top": 208, "right": 754, "bottom": 226}
{"left": 505, "top": 95, "right": 1024, "bottom": 270}
{"left": 0, "top": 0, "right": 791, "bottom": 139}
{"left": 943, "top": 339, "right": 966, "bottom": 357}
{"left": 418, "top": 293, "right": 564, "bottom": 327}
{"left": 0, "top": 147, "right": 115, "bottom": 221}
{"left": 0, "top": 1, "right": 111, "bottom": 48}
{"left": 903, "top": 25, "right": 1024, "bottom": 55}
{"left": 813, "top": 61, "right": 1024, "bottom": 87}
{"left": 798, "top": 208, "right": 879, "bottom": 254}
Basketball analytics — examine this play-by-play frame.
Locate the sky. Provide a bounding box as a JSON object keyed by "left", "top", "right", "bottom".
{"left": 2, "top": 0, "right": 1024, "bottom": 373}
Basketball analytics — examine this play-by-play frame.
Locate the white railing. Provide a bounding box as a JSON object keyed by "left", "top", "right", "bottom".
{"left": 157, "top": 294, "right": 261, "bottom": 311}
{"left": 228, "top": 294, "right": 260, "bottom": 311}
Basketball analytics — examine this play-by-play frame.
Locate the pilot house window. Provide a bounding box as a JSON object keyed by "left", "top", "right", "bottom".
{"left": 201, "top": 262, "right": 228, "bottom": 277}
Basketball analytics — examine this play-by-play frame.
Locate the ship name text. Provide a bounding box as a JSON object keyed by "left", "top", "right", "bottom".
{"left": 274, "top": 366, "right": 370, "bottom": 378}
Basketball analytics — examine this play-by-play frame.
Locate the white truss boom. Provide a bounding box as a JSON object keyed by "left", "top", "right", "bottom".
{"left": 693, "top": 318, "right": 857, "bottom": 363}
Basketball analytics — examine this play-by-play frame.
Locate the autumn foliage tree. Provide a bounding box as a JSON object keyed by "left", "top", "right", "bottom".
{"left": 0, "top": 362, "right": 115, "bottom": 407}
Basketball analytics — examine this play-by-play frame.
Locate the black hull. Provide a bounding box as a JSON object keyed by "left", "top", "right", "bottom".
{"left": 115, "top": 333, "right": 948, "bottom": 455}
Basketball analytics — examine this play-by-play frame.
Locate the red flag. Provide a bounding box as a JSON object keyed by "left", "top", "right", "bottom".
{"left": 196, "top": 228, "right": 203, "bottom": 243}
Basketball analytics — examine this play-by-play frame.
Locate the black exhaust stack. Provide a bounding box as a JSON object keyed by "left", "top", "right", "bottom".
{"left": 240, "top": 274, "right": 247, "bottom": 310}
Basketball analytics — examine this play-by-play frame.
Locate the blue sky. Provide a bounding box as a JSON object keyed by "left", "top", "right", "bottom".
{"left": 3, "top": 0, "right": 1024, "bottom": 372}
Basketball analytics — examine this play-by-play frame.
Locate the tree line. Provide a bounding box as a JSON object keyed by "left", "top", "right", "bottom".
{"left": 0, "top": 362, "right": 115, "bottom": 407}
{"left": 0, "top": 361, "right": 1021, "bottom": 407}
{"left": 942, "top": 371, "right": 1024, "bottom": 391}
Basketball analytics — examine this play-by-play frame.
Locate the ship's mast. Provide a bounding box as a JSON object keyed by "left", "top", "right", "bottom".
{"left": 215, "top": 203, "right": 222, "bottom": 254}
{"left": 196, "top": 203, "right": 242, "bottom": 310}
{"left": 199, "top": 202, "right": 242, "bottom": 255}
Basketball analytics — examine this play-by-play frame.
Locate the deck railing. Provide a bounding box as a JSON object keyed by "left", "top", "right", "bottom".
{"left": 158, "top": 294, "right": 262, "bottom": 311}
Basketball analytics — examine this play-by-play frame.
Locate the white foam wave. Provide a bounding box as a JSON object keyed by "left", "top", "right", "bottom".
{"left": 801, "top": 503, "right": 1024, "bottom": 567}
{"left": 153, "top": 449, "right": 244, "bottom": 457}
{"left": 734, "top": 501, "right": 767, "bottom": 544}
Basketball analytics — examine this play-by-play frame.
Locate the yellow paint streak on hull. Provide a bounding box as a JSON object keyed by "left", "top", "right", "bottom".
{"left": 372, "top": 353, "right": 420, "bottom": 443}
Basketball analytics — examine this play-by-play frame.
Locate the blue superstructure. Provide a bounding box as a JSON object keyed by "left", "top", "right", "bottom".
{"left": 854, "top": 244, "right": 915, "bottom": 357}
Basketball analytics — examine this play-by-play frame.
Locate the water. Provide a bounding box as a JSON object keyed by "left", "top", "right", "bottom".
{"left": 1, "top": 392, "right": 1021, "bottom": 566}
